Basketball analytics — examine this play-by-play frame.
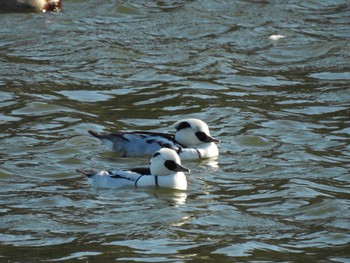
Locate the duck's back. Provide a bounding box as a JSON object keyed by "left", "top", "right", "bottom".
{"left": 81, "top": 169, "right": 142, "bottom": 188}
{"left": 89, "top": 130, "right": 177, "bottom": 157}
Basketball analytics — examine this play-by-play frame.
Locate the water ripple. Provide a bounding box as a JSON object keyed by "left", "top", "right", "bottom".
{"left": 1, "top": 0, "right": 349, "bottom": 261}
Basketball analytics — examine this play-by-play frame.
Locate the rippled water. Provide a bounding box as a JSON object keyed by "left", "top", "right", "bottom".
{"left": 1, "top": 0, "right": 350, "bottom": 261}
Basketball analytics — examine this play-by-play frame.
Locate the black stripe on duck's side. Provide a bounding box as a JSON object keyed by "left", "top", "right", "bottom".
{"left": 155, "top": 176, "right": 159, "bottom": 187}
{"left": 134, "top": 175, "right": 143, "bottom": 188}
{"left": 109, "top": 173, "right": 130, "bottom": 179}
{"left": 196, "top": 149, "right": 202, "bottom": 158}
{"left": 130, "top": 167, "right": 151, "bottom": 175}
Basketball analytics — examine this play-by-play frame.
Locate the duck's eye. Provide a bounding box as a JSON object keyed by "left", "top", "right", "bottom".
{"left": 176, "top": 121, "right": 191, "bottom": 131}
{"left": 195, "top": 131, "right": 208, "bottom": 142}
{"left": 152, "top": 152, "right": 161, "bottom": 158}
{"left": 164, "top": 160, "right": 177, "bottom": 171}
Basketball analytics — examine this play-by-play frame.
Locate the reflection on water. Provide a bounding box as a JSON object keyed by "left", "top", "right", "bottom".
{"left": 0, "top": 0, "right": 349, "bottom": 261}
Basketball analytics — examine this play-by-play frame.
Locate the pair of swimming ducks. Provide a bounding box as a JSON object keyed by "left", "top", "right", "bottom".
{"left": 78, "top": 119, "right": 220, "bottom": 191}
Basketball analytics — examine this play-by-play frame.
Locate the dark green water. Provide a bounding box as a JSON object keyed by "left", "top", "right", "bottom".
{"left": 1, "top": 0, "right": 349, "bottom": 262}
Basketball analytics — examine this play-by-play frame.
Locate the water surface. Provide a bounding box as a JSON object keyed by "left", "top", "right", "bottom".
{"left": 1, "top": 0, "right": 349, "bottom": 262}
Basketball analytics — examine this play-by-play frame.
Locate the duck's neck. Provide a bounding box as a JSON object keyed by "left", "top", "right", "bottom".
{"left": 157, "top": 173, "right": 187, "bottom": 190}
{"left": 179, "top": 142, "right": 218, "bottom": 160}
{"left": 137, "top": 173, "right": 187, "bottom": 190}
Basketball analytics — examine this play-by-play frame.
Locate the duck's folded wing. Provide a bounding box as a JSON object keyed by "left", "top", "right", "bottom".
{"left": 89, "top": 130, "right": 177, "bottom": 157}
{"left": 78, "top": 169, "right": 143, "bottom": 188}
{"left": 129, "top": 167, "right": 151, "bottom": 175}
{"left": 123, "top": 132, "right": 175, "bottom": 147}
{"left": 108, "top": 170, "right": 143, "bottom": 181}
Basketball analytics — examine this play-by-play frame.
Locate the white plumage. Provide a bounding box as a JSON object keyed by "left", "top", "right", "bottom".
{"left": 77, "top": 148, "right": 190, "bottom": 190}
{"left": 88, "top": 118, "right": 220, "bottom": 160}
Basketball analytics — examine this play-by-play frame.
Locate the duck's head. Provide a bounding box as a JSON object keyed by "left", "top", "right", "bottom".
{"left": 150, "top": 148, "right": 190, "bottom": 176}
{"left": 174, "top": 118, "right": 220, "bottom": 147}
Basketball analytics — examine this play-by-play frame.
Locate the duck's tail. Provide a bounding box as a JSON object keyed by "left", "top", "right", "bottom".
{"left": 76, "top": 169, "right": 96, "bottom": 178}
{"left": 88, "top": 130, "right": 102, "bottom": 138}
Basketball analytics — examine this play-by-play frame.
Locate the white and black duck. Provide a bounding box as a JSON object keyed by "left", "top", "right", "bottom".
{"left": 88, "top": 118, "right": 220, "bottom": 160}
{"left": 77, "top": 148, "right": 190, "bottom": 190}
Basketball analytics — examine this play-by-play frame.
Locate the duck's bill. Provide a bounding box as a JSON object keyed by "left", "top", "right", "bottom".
{"left": 174, "top": 164, "right": 191, "bottom": 173}
{"left": 206, "top": 136, "right": 221, "bottom": 143}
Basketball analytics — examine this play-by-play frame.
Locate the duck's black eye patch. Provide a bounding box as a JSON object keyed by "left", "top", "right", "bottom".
{"left": 164, "top": 160, "right": 177, "bottom": 171}
{"left": 176, "top": 121, "right": 191, "bottom": 131}
{"left": 195, "top": 131, "right": 208, "bottom": 142}
{"left": 152, "top": 152, "right": 161, "bottom": 158}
